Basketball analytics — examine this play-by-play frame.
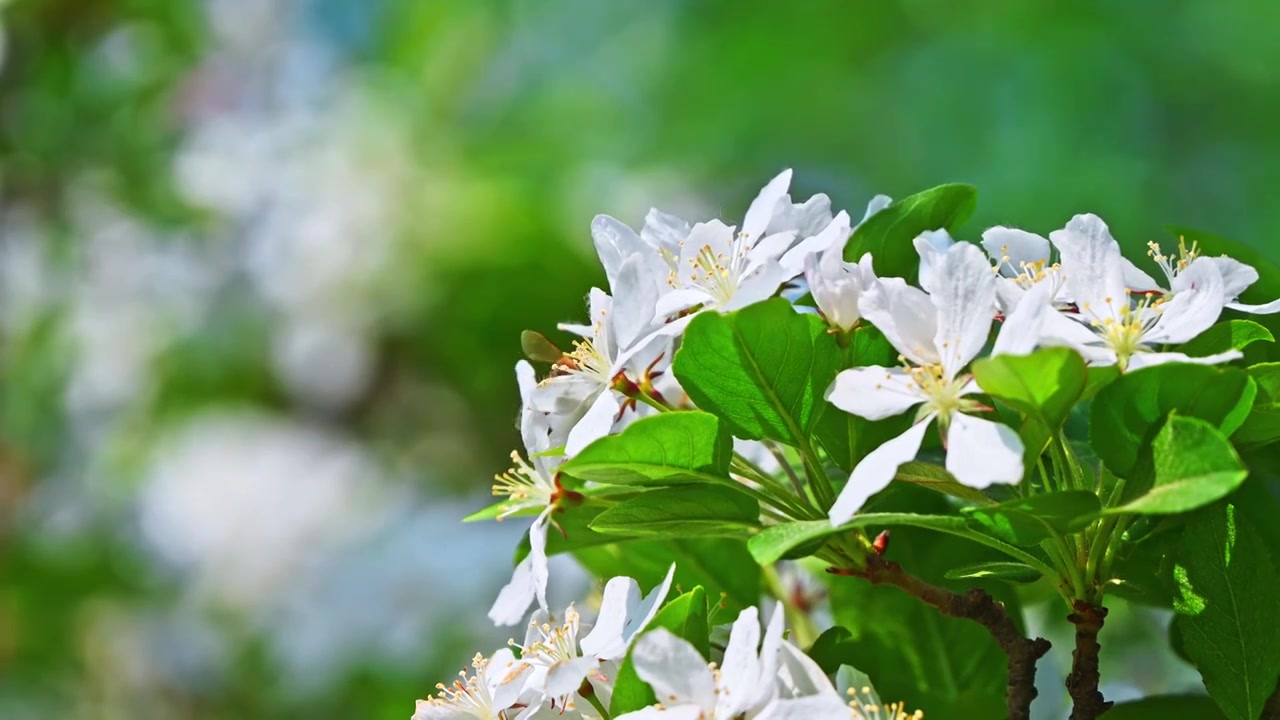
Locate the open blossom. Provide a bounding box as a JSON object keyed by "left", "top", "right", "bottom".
{"left": 530, "top": 274, "right": 672, "bottom": 455}
{"left": 1122, "top": 235, "right": 1280, "bottom": 315}
{"left": 1038, "top": 214, "right": 1239, "bottom": 371}
{"left": 517, "top": 566, "right": 675, "bottom": 711}
{"left": 413, "top": 648, "right": 532, "bottom": 720}
{"left": 826, "top": 242, "right": 1026, "bottom": 525}
{"left": 489, "top": 361, "right": 572, "bottom": 626}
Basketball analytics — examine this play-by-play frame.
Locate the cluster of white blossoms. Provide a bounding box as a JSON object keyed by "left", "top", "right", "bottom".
{"left": 425, "top": 168, "right": 1279, "bottom": 719}
{"left": 417, "top": 583, "right": 916, "bottom": 720}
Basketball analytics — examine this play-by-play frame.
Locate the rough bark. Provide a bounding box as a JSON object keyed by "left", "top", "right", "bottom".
{"left": 1066, "top": 601, "right": 1111, "bottom": 720}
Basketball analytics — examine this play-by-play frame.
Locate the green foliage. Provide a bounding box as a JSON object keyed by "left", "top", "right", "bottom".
{"left": 814, "top": 324, "right": 910, "bottom": 473}
{"left": 942, "top": 561, "right": 1043, "bottom": 584}
{"left": 1177, "top": 319, "right": 1274, "bottom": 358}
{"left": 1091, "top": 364, "right": 1256, "bottom": 479}
{"left": 843, "top": 184, "right": 978, "bottom": 282}
{"left": 1106, "top": 695, "right": 1228, "bottom": 720}
{"left": 891, "top": 461, "right": 992, "bottom": 504}
{"left": 1235, "top": 363, "right": 1280, "bottom": 448}
{"left": 972, "top": 346, "right": 1087, "bottom": 460}
{"left": 1109, "top": 415, "right": 1248, "bottom": 515}
{"left": 575, "top": 539, "right": 762, "bottom": 616}
{"left": 962, "top": 491, "right": 1101, "bottom": 546}
{"left": 673, "top": 299, "right": 841, "bottom": 446}
{"left": 609, "top": 587, "right": 710, "bottom": 716}
{"left": 589, "top": 485, "right": 760, "bottom": 537}
{"left": 559, "top": 412, "right": 733, "bottom": 487}
{"left": 1173, "top": 503, "right": 1280, "bottom": 720}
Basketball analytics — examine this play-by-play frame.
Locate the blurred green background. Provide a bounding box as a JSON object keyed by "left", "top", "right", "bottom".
{"left": 1, "top": 1, "right": 1275, "bottom": 718}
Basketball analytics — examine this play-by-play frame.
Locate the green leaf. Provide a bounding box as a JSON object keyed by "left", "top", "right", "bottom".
{"left": 748, "top": 513, "right": 970, "bottom": 565}
{"left": 971, "top": 347, "right": 1087, "bottom": 459}
{"left": 514, "top": 503, "right": 631, "bottom": 564}
{"left": 589, "top": 485, "right": 760, "bottom": 537}
{"left": 673, "top": 299, "right": 841, "bottom": 446}
{"left": 1178, "top": 319, "right": 1274, "bottom": 357}
{"left": 1173, "top": 503, "right": 1280, "bottom": 720}
{"left": 1081, "top": 364, "right": 1122, "bottom": 401}
{"left": 1235, "top": 363, "right": 1280, "bottom": 447}
{"left": 559, "top": 411, "right": 732, "bottom": 487}
{"left": 1109, "top": 415, "right": 1248, "bottom": 515}
{"left": 893, "top": 461, "right": 991, "bottom": 504}
{"left": 961, "top": 490, "right": 1101, "bottom": 546}
{"left": 1105, "top": 695, "right": 1228, "bottom": 720}
{"left": 943, "top": 561, "right": 1042, "bottom": 584}
{"left": 844, "top": 184, "right": 977, "bottom": 282}
{"left": 1091, "top": 363, "right": 1255, "bottom": 479}
{"left": 815, "top": 325, "right": 908, "bottom": 473}
{"left": 609, "top": 587, "right": 710, "bottom": 715}
{"left": 574, "top": 538, "right": 761, "bottom": 616}
{"left": 808, "top": 626, "right": 860, "bottom": 675}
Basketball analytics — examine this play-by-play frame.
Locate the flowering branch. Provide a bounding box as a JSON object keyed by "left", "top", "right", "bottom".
{"left": 837, "top": 554, "right": 1051, "bottom": 720}
{"left": 1066, "top": 601, "right": 1111, "bottom": 719}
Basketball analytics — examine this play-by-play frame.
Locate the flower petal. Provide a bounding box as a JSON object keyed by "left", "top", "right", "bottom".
{"left": 566, "top": 391, "right": 622, "bottom": 456}
{"left": 1122, "top": 258, "right": 1162, "bottom": 293}
{"left": 715, "top": 607, "right": 763, "bottom": 719}
{"left": 642, "top": 208, "right": 691, "bottom": 255}
{"left": 653, "top": 288, "right": 709, "bottom": 321}
{"left": 780, "top": 211, "right": 852, "bottom": 274}
{"left": 613, "top": 705, "right": 705, "bottom": 720}
{"left": 754, "top": 695, "right": 852, "bottom": 720}
{"left": 1126, "top": 350, "right": 1243, "bottom": 371}
{"left": 580, "top": 564, "right": 675, "bottom": 661}
{"left": 487, "top": 648, "right": 533, "bottom": 709}
{"left": 991, "top": 277, "right": 1055, "bottom": 357}
{"left": 743, "top": 169, "right": 793, "bottom": 241}
{"left": 826, "top": 366, "right": 924, "bottom": 421}
{"left": 1144, "top": 258, "right": 1226, "bottom": 345}
{"left": 611, "top": 255, "right": 660, "bottom": 351}
{"left": 981, "top": 227, "right": 1049, "bottom": 276}
{"left": 544, "top": 656, "right": 599, "bottom": 699}
{"left": 775, "top": 641, "right": 838, "bottom": 699}
{"left": 487, "top": 510, "right": 552, "bottom": 625}
{"left": 1206, "top": 255, "right": 1260, "bottom": 301}
{"left": 829, "top": 419, "right": 932, "bottom": 525}
{"left": 591, "top": 215, "right": 646, "bottom": 288}
{"left": 930, "top": 242, "right": 998, "bottom": 374}
{"left": 768, "top": 193, "right": 833, "bottom": 239}
{"left": 860, "top": 194, "right": 893, "bottom": 223}
{"left": 946, "top": 414, "right": 1024, "bottom": 488}
{"left": 913, "top": 229, "right": 955, "bottom": 294}
{"left": 1228, "top": 299, "right": 1280, "bottom": 314}
{"left": 1049, "top": 213, "right": 1129, "bottom": 322}
{"left": 858, "top": 278, "right": 939, "bottom": 366}
{"left": 630, "top": 629, "right": 718, "bottom": 712}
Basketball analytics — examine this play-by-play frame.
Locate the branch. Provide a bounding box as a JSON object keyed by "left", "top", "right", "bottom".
{"left": 1260, "top": 674, "right": 1280, "bottom": 720}
{"left": 836, "top": 555, "right": 1051, "bottom": 720}
{"left": 1066, "top": 601, "right": 1111, "bottom": 719}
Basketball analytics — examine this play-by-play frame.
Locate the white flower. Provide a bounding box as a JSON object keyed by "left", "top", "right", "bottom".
{"left": 826, "top": 242, "right": 1025, "bottom": 525}
{"left": 614, "top": 606, "right": 786, "bottom": 720}
{"left": 652, "top": 169, "right": 801, "bottom": 319}
{"left": 1043, "top": 214, "right": 1239, "bottom": 371}
{"left": 917, "top": 226, "right": 1071, "bottom": 313}
{"left": 518, "top": 566, "right": 676, "bottom": 711}
{"left": 802, "top": 216, "right": 876, "bottom": 333}
{"left": 489, "top": 362, "right": 570, "bottom": 626}
{"left": 530, "top": 274, "right": 672, "bottom": 455}
{"left": 413, "top": 648, "right": 532, "bottom": 720}
{"left": 1131, "top": 235, "right": 1280, "bottom": 315}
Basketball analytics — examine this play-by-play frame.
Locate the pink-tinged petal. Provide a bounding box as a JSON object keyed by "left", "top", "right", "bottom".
{"left": 486, "top": 648, "right": 533, "bottom": 709}
{"left": 946, "top": 414, "right": 1024, "bottom": 488}
{"left": 1204, "top": 256, "right": 1260, "bottom": 300}
{"left": 930, "top": 242, "right": 998, "bottom": 374}
{"left": 991, "top": 278, "right": 1055, "bottom": 357}
{"left": 1126, "top": 350, "right": 1242, "bottom": 371}
{"left": 566, "top": 391, "right": 621, "bottom": 456}
{"left": 913, "top": 229, "right": 955, "bottom": 294}
{"left": 654, "top": 288, "right": 709, "bottom": 320}
{"left": 858, "top": 278, "right": 939, "bottom": 365}
{"left": 860, "top": 194, "right": 893, "bottom": 223}
{"left": 614, "top": 706, "right": 705, "bottom": 720}
{"left": 715, "top": 607, "right": 763, "bottom": 718}
{"left": 1049, "top": 213, "right": 1129, "bottom": 322}
{"left": 829, "top": 419, "right": 932, "bottom": 525}
{"left": 981, "top": 227, "right": 1049, "bottom": 276}
{"left": 1228, "top": 299, "right": 1280, "bottom": 314}
{"left": 630, "top": 629, "right": 718, "bottom": 711}
{"left": 1144, "top": 259, "right": 1225, "bottom": 344}
{"left": 743, "top": 169, "right": 794, "bottom": 241}
{"left": 826, "top": 366, "right": 924, "bottom": 421}
{"left": 754, "top": 695, "right": 852, "bottom": 720}
{"left": 1122, "top": 258, "right": 1162, "bottom": 293}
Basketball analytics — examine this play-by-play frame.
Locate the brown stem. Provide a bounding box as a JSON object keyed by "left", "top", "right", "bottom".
{"left": 1066, "top": 600, "right": 1111, "bottom": 719}
{"left": 837, "top": 555, "right": 1051, "bottom": 720}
